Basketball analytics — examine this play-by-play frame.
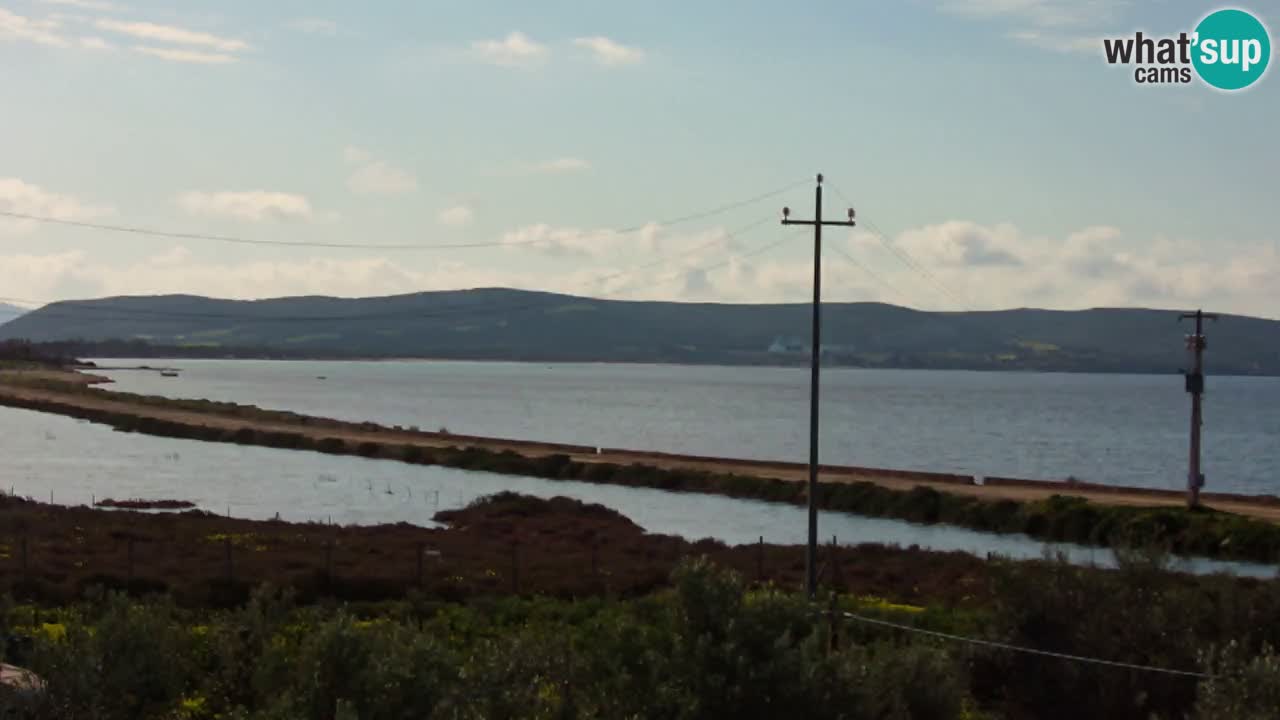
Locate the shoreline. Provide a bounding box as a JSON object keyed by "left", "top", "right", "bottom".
{"left": 3, "top": 367, "right": 1280, "bottom": 563}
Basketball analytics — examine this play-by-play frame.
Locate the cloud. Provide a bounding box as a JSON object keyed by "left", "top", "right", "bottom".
{"left": 0, "top": 8, "right": 71, "bottom": 47}
{"left": 938, "top": 0, "right": 1121, "bottom": 29}
{"left": 0, "top": 178, "right": 115, "bottom": 234}
{"left": 288, "top": 18, "right": 338, "bottom": 36}
{"left": 78, "top": 35, "right": 113, "bottom": 50}
{"left": 132, "top": 45, "right": 234, "bottom": 64}
{"left": 437, "top": 205, "right": 475, "bottom": 227}
{"left": 501, "top": 224, "right": 619, "bottom": 258}
{"left": 176, "top": 191, "right": 316, "bottom": 222}
{"left": 342, "top": 146, "right": 418, "bottom": 196}
{"left": 939, "top": 0, "right": 1122, "bottom": 56}
{"left": 94, "top": 18, "right": 248, "bottom": 52}
{"left": 832, "top": 221, "right": 1280, "bottom": 314}
{"left": 893, "top": 221, "right": 1025, "bottom": 268}
{"left": 1008, "top": 30, "right": 1102, "bottom": 55}
{"left": 471, "top": 31, "right": 547, "bottom": 68}
{"left": 41, "top": 0, "right": 121, "bottom": 11}
{"left": 0, "top": 249, "right": 523, "bottom": 304}
{"left": 502, "top": 222, "right": 713, "bottom": 261}
{"left": 572, "top": 36, "right": 644, "bottom": 66}
{"left": 538, "top": 157, "right": 591, "bottom": 173}
{"left": 3, "top": 8, "right": 240, "bottom": 61}
{"left": 503, "top": 157, "right": 592, "bottom": 176}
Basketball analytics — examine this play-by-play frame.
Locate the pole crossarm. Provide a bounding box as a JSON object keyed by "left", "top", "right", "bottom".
{"left": 782, "top": 219, "right": 857, "bottom": 227}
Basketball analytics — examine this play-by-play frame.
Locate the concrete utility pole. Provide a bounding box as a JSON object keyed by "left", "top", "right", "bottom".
{"left": 1180, "top": 309, "right": 1218, "bottom": 508}
{"left": 782, "top": 174, "right": 855, "bottom": 599}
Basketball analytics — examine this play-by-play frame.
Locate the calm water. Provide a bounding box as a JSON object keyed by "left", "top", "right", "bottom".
{"left": 2, "top": 404, "right": 1272, "bottom": 577}
{"left": 95, "top": 360, "right": 1280, "bottom": 495}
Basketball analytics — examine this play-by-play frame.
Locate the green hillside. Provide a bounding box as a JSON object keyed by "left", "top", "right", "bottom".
{"left": 0, "top": 288, "right": 1275, "bottom": 374}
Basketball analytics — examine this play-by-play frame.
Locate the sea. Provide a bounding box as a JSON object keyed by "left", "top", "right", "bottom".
{"left": 2, "top": 360, "right": 1275, "bottom": 575}
{"left": 92, "top": 359, "right": 1280, "bottom": 495}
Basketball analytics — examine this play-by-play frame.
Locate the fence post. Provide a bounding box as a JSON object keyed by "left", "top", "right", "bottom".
{"left": 416, "top": 542, "right": 424, "bottom": 587}
{"left": 830, "top": 535, "right": 841, "bottom": 593}
{"left": 827, "top": 592, "right": 839, "bottom": 654}
{"left": 511, "top": 540, "right": 520, "bottom": 595}
{"left": 325, "top": 541, "right": 334, "bottom": 589}
{"left": 224, "top": 537, "right": 233, "bottom": 581}
{"left": 757, "top": 535, "right": 764, "bottom": 582}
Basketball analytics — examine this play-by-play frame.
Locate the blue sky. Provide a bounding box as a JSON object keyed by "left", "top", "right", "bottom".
{"left": 1, "top": 0, "right": 1277, "bottom": 315}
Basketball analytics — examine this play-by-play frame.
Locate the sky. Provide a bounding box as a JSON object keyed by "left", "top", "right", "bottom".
{"left": 1, "top": 0, "right": 1277, "bottom": 316}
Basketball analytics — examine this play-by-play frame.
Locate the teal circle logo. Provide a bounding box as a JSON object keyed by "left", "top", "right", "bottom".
{"left": 1192, "top": 8, "right": 1271, "bottom": 90}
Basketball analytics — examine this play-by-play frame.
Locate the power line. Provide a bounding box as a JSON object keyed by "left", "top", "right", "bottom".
{"left": 835, "top": 610, "right": 1212, "bottom": 679}
{"left": 826, "top": 184, "right": 969, "bottom": 311}
{"left": 0, "top": 179, "right": 808, "bottom": 252}
{"left": 825, "top": 242, "right": 914, "bottom": 307}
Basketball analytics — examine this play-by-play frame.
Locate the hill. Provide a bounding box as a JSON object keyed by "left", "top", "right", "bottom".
{"left": 1, "top": 288, "right": 1276, "bottom": 374}
{"left": 0, "top": 302, "right": 27, "bottom": 326}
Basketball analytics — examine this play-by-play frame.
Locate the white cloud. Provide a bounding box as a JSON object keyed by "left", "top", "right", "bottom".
{"left": 4, "top": 203, "right": 1278, "bottom": 318}
{"left": 41, "top": 0, "right": 121, "bottom": 11}
{"left": 939, "top": 0, "right": 1122, "bottom": 56}
{"left": 471, "top": 31, "right": 547, "bottom": 68}
{"left": 572, "top": 36, "right": 645, "bottom": 66}
{"left": 502, "top": 222, "right": 712, "bottom": 261}
{"left": 95, "top": 18, "right": 248, "bottom": 52}
{"left": 78, "top": 35, "right": 113, "bottom": 50}
{"left": 0, "top": 178, "right": 115, "bottom": 234}
{"left": 535, "top": 157, "right": 591, "bottom": 174}
{"left": 938, "top": 0, "right": 1121, "bottom": 28}
{"left": 0, "top": 8, "right": 70, "bottom": 47}
{"left": 1008, "top": 30, "right": 1102, "bottom": 55}
{"left": 132, "top": 45, "right": 233, "bottom": 64}
{"left": 0, "top": 249, "right": 523, "bottom": 303}
{"left": 495, "top": 157, "right": 592, "bottom": 177}
{"left": 342, "top": 146, "right": 370, "bottom": 165}
{"left": 343, "top": 146, "right": 418, "bottom": 196}
{"left": 501, "top": 224, "right": 618, "bottom": 258}
{"left": 176, "top": 191, "right": 316, "bottom": 222}
{"left": 3, "top": 8, "right": 241, "bottom": 61}
{"left": 437, "top": 205, "right": 475, "bottom": 227}
{"left": 288, "top": 18, "right": 338, "bottom": 36}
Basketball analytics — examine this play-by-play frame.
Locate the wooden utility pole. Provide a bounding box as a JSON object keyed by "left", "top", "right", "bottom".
{"left": 782, "top": 173, "right": 855, "bottom": 599}
{"left": 1180, "top": 309, "right": 1217, "bottom": 508}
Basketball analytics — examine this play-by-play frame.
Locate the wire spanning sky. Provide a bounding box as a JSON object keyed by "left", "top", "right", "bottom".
{"left": 1, "top": 1, "right": 1276, "bottom": 316}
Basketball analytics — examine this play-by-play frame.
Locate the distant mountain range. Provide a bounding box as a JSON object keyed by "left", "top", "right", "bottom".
{"left": 0, "top": 303, "right": 26, "bottom": 326}
{"left": 0, "top": 288, "right": 1276, "bottom": 374}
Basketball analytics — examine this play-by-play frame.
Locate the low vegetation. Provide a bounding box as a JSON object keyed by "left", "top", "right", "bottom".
{"left": 0, "top": 492, "right": 988, "bottom": 609}
{"left": 1, "top": 548, "right": 1280, "bottom": 719}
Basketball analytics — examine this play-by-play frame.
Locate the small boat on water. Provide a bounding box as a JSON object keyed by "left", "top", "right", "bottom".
{"left": 160, "top": 371, "right": 179, "bottom": 377}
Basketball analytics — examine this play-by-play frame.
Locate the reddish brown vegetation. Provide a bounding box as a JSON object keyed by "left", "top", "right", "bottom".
{"left": 0, "top": 492, "right": 991, "bottom": 608}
